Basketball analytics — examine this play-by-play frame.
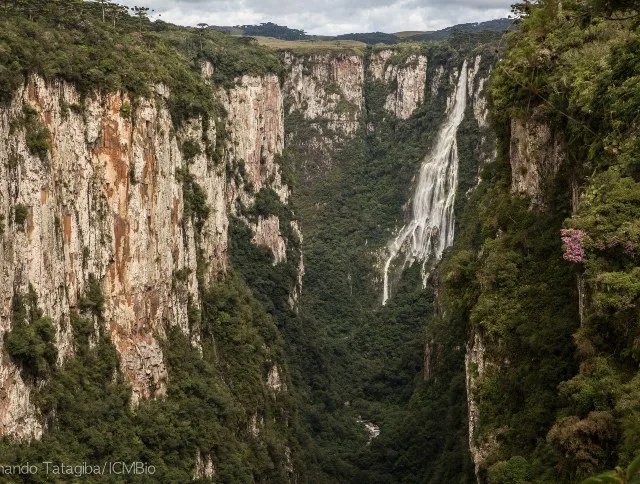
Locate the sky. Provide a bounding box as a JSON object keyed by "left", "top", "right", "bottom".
{"left": 116, "top": 0, "right": 513, "bottom": 36}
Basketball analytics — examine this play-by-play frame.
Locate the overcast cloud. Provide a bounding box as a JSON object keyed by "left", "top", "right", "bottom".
{"left": 116, "top": 0, "right": 513, "bottom": 36}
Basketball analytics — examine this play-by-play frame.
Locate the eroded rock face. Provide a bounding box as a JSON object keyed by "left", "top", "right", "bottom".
{"left": 0, "top": 364, "right": 41, "bottom": 439}
{"left": 284, "top": 52, "right": 364, "bottom": 136}
{"left": 465, "top": 331, "right": 495, "bottom": 481}
{"left": 194, "top": 449, "right": 215, "bottom": 480}
{"left": 370, "top": 50, "right": 428, "bottom": 120}
{"left": 510, "top": 114, "right": 564, "bottom": 202}
{"left": 0, "top": 72, "right": 293, "bottom": 437}
{"left": 253, "top": 215, "right": 287, "bottom": 264}
{"left": 221, "top": 74, "right": 288, "bottom": 203}
{"left": 267, "top": 364, "right": 286, "bottom": 393}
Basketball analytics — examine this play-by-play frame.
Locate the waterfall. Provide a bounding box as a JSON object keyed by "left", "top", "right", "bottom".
{"left": 382, "top": 60, "right": 468, "bottom": 305}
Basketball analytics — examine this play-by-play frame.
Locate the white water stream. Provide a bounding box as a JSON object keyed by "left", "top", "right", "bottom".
{"left": 382, "top": 61, "right": 469, "bottom": 305}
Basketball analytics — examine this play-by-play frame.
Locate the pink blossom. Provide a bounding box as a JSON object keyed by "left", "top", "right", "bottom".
{"left": 625, "top": 241, "right": 636, "bottom": 256}
{"left": 561, "top": 229, "right": 585, "bottom": 263}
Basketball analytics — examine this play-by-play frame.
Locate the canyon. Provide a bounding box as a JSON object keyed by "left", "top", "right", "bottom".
{"left": 2, "top": 2, "right": 639, "bottom": 483}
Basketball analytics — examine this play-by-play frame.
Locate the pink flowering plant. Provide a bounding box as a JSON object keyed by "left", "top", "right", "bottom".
{"left": 561, "top": 228, "right": 585, "bottom": 263}
{"left": 625, "top": 241, "right": 636, "bottom": 256}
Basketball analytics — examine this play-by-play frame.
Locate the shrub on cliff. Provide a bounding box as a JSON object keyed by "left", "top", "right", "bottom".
{"left": 5, "top": 291, "right": 57, "bottom": 380}
{"left": 14, "top": 204, "right": 28, "bottom": 228}
{"left": 78, "top": 276, "right": 105, "bottom": 317}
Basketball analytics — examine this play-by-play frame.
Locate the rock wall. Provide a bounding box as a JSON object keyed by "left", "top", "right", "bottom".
{"left": 283, "top": 52, "right": 364, "bottom": 136}
{"left": 0, "top": 72, "right": 292, "bottom": 438}
{"left": 463, "top": 106, "right": 565, "bottom": 479}
{"left": 509, "top": 112, "right": 564, "bottom": 203}
{"left": 282, "top": 49, "right": 434, "bottom": 133}
{"left": 370, "top": 50, "right": 428, "bottom": 120}
{"left": 465, "top": 331, "right": 495, "bottom": 482}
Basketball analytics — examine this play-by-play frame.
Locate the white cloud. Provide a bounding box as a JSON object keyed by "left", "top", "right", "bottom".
{"left": 115, "top": 0, "right": 512, "bottom": 34}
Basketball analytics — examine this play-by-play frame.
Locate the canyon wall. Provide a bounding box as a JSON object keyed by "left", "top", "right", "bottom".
{"left": 464, "top": 101, "right": 568, "bottom": 480}
{"left": 1, "top": 47, "right": 499, "bottom": 484}
{"left": 0, "top": 72, "right": 292, "bottom": 439}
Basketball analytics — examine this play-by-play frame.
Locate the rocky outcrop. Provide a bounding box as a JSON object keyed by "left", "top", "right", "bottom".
{"left": 194, "top": 449, "right": 215, "bottom": 480}
{"left": 288, "top": 221, "right": 305, "bottom": 311}
{"left": 356, "top": 416, "right": 381, "bottom": 443}
{"left": 267, "top": 364, "right": 286, "bottom": 393}
{"left": 0, "top": 71, "right": 293, "bottom": 437}
{"left": 509, "top": 113, "right": 564, "bottom": 202}
{"left": 430, "top": 65, "right": 446, "bottom": 96}
{"left": 0, "top": 364, "right": 41, "bottom": 439}
{"left": 284, "top": 52, "right": 364, "bottom": 136}
{"left": 370, "top": 50, "right": 428, "bottom": 119}
{"left": 220, "top": 74, "right": 288, "bottom": 203}
{"left": 465, "top": 331, "right": 495, "bottom": 481}
{"left": 253, "top": 215, "right": 287, "bottom": 264}
{"left": 468, "top": 56, "right": 495, "bottom": 170}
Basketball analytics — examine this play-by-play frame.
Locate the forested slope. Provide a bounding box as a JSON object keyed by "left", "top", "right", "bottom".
{"left": 432, "top": 1, "right": 640, "bottom": 481}
{"left": 1, "top": 1, "right": 639, "bottom": 483}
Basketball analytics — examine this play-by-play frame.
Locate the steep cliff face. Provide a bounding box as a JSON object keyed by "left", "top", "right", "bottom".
{"left": 462, "top": 103, "right": 570, "bottom": 477}
{"left": 382, "top": 53, "right": 495, "bottom": 303}
{"left": 221, "top": 74, "right": 287, "bottom": 201}
{"left": 448, "top": 3, "right": 640, "bottom": 480}
{"left": 280, "top": 36, "right": 500, "bottom": 480}
{"left": 284, "top": 52, "right": 364, "bottom": 137}
{"left": 509, "top": 113, "right": 564, "bottom": 203}
{"left": 0, "top": 72, "right": 293, "bottom": 438}
{"left": 370, "top": 50, "right": 428, "bottom": 120}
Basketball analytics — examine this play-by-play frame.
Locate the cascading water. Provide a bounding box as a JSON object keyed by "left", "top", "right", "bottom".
{"left": 382, "top": 60, "right": 468, "bottom": 305}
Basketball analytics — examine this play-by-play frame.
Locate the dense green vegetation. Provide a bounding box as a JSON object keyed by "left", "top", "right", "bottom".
{"left": 5, "top": 287, "right": 57, "bottom": 381}
{"left": 0, "top": 274, "right": 299, "bottom": 482}
{"left": 211, "top": 22, "right": 310, "bottom": 40}
{"left": 11, "top": 105, "right": 50, "bottom": 162}
{"left": 0, "top": 0, "right": 282, "bottom": 125}
{"left": 426, "top": 1, "right": 640, "bottom": 482}
{"left": 273, "top": 38, "right": 498, "bottom": 482}
{"left": 13, "top": 203, "right": 28, "bottom": 228}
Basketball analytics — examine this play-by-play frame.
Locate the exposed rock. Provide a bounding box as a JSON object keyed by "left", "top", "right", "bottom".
{"left": 466, "top": 331, "right": 495, "bottom": 481}
{"left": 356, "top": 416, "right": 380, "bottom": 443}
{"left": 510, "top": 113, "right": 564, "bottom": 202}
{"left": 0, "top": 361, "right": 42, "bottom": 440}
{"left": 467, "top": 56, "right": 495, "bottom": 169}
{"left": 370, "top": 50, "right": 428, "bottom": 119}
{"left": 430, "top": 65, "right": 445, "bottom": 96}
{"left": 181, "top": 118, "right": 228, "bottom": 283}
{"left": 367, "top": 50, "right": 391, "bottom": 80}
{"left": 221, "top": 74, "right": 288, "bottom": 204}
{"left": 249, "top": 412, "right": 264, "bottom": 437}
{"left": 267, "top": 364, "right": 285, "bottom": 392}
{"left": 0, "top": 71, "right": 292, "bottom": 438}
{"left": 288, "top": 221, "right": 305, "bottom": 311}
{"left": 284, "top": 52, "right": 364, "bottom": 136}
{"left": 253, "top": 215, "right": 287, "bottom": 264}
{"left": 193, "top": 448, "right": 215, "bottom": 480}
{"left": 284, "top": 446, "right": 294, "bottom": 476}
{"left": 201, "top": 60, "right": 214, "bottom": 80}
